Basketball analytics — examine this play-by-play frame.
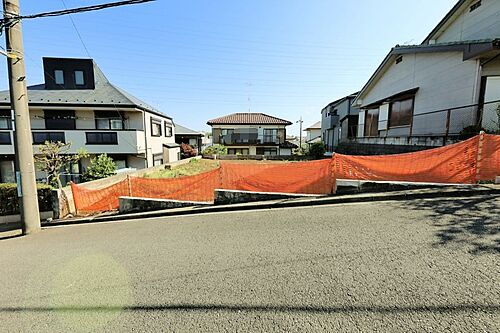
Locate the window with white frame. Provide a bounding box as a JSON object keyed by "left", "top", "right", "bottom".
{"left": 95, "top": 111, "right": 125, "bottom": 130}
{"left": 74, "top": 70, "right": 85, "bottom": 86}
{"left": 54, "top": 70, "right": 64, "bottom": 85}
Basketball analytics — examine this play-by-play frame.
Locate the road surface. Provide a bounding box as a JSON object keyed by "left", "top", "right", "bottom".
{"left": 0, "top": 195, "right": 499, "bottom": 332}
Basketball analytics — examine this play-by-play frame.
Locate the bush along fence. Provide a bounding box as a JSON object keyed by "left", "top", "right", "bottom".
{"left": 0, "top": 183, "right": 53, "bottom": 216}
{"left": 71, "top": 134, "right": 499, "bottom": 215}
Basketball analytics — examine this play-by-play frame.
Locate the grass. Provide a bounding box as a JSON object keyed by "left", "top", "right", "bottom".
{"left": 144, "top": 158, "right": 301, "bottom": 179}
{"left": 144, "top": 159, "right": 220, "bottom": 179}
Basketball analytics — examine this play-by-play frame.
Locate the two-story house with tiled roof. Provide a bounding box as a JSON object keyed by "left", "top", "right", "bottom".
{"left": 0, "top": 57, "right": 179, "bottom": 183}
{"left": 207, "top": 113, "right": 297, "bottom": 156}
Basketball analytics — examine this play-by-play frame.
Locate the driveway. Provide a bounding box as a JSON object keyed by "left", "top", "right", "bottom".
{"left": 0, "top": 195, "right": 498, "bottom": 332}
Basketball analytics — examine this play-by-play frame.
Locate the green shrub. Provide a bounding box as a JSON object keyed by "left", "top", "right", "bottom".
{"left": 81, "top": 154, "right": 117, "bottom": 182}
{"left": 0, "top": 183, "right": 53, "bottom": 216}
{"left": 307, "top": 142, "right": 326, "bottom": 159}
{"left": 202, "top": 144, "right": 228, "bottom": 156}
{"left": 459, "top": 125, "right": 485, "bottom": 139}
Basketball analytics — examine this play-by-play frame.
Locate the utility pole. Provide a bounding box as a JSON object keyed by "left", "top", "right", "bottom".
{"left": 3, "top": 0, "right": 41, "bottom": 234}
{"left": 297, "top": 117, "right": 303, "bottom": 152}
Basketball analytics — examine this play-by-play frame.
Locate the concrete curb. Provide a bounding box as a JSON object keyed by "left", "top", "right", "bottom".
{"left": 43, "top": 185, "right": 500, "bottom": 228}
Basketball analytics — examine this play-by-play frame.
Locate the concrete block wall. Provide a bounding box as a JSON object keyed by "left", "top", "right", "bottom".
{"left": 335, "top": 142, "right": 433, "bottom": 156}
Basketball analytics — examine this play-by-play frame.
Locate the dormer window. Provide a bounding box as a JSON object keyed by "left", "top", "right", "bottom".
{"left": 43, "top": 58, "right": 95, "bottom": 90}
{"left": 74, "top": 70, "right": 85, "bottom": 86}
{"left": 54, "top": 70, "right": 64, "bottom": 85}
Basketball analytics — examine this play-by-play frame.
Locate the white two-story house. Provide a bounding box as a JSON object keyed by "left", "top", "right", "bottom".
{"left": 304, "top": 121, "right": 321, "bottom": 146}
{"left": 207, "top": 113, "right": 297, "bottom": 156}
{"left": 352, "top": 0, "right": 500, "bottom": 149}
{"left": 0, "top": 57, "right": 179, "bottom": 183}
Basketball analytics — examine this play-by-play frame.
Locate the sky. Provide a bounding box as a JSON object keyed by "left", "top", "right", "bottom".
{"left": 0, "top": 0, "right": 458, "bottom": 135}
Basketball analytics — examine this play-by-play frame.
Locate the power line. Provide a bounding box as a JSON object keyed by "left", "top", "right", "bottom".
{"left": 8, "top": 0, "right": 155, "bottom": 20}
{"left": 60, "top": 0, "right": 92, "bottom": 58}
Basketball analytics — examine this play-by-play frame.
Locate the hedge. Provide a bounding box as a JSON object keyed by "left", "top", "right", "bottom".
{"left": 0, "top": 183, "right": 53, "bottom": 216}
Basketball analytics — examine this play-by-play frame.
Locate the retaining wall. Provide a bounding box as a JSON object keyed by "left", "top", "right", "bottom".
{"left": 119, "top": 196, "right": 211, "bottom": 214}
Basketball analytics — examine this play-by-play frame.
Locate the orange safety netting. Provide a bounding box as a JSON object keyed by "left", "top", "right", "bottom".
{"left": 332, "top": 136, "right": 480, "bottom": 184}
{"left": 71, "top": 160, "right": 334, "bottom": 214}
{"left": 130, "top": 168, "right": 220, "bottom": 203}
{"left": 478, "top": 134, "right": 500, "bottom": 181}
{"left": 70, "top": 134, "right": 499, "bottom": 215}
{"left": 219, "top": 159, "right": 334, "bottom": 195}
{"left": 71, "top": 179, "right": 130, "bottom": 214}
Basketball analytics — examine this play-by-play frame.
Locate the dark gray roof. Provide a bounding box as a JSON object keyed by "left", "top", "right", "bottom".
{"left": 322, "top": 92, "right": 359, "bottom": 111}
{"left": 279, "top": 141, "right": 298, "bottom": 149}
{"left": 0, "top": 60, "right": 171, "bottom": 119}
{"left": 175, "top": 123, "right": 204, "bottom": 136}
{"left": 394, "top": 39, "right": 497, "bottom": 53}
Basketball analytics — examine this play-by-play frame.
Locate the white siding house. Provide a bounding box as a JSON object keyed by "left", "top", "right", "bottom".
{"left": 304, "top": 121, "right": 321, "bottom": 145}
{"left": 425, "top": 0, "right": 500, "bottom": 44}
{"left": 352, "top": 0, "right": 500, "bottom": 147}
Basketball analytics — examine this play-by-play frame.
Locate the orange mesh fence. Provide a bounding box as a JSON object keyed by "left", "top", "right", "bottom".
{"left": 71, "top": 179, "right": 130, "bottom": 214}
{"left": 219, "top": 159, "right": 334, "bottom": 195}
{"left": 130, "top": 168, "right": 220, "bottom": 202}
{"left": 332, "top": 136, "right": 480, "bottom": 184}
{"left": 70, "top": 134, "right": 498, "bottom": 215}
{"left": 478, "top": 134, "right": 500, "bottom": 181}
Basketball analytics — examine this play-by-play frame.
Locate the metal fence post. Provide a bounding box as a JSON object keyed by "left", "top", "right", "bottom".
{"left": 127, "top": 175, "right": 132, "bottom": 197}
{"left": 444, "top": 109, "right": 451, "bottom": 142}
{"left": 475, "top": 131, "right": 485, "bottom": 183}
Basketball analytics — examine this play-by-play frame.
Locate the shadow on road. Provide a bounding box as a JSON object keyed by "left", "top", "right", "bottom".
{"left": 0, "top": 303, "right": 498, "bottom": 314}
{"left": 396, "top": 195, "right": 499, "bottom": 255}
{"left": 0, "top": 223, "right": 23, "bottom": 241}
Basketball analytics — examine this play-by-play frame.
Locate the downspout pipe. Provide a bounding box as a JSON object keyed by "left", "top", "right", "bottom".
{"left": 143, "top": 110, "right": 149, "bottom": 168}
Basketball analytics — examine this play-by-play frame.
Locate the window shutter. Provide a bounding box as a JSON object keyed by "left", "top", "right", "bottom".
{"left": 357, "top": 111, "right": 365, "bottom": 137}
{"left": 378, "top": 104, "right": 389, "bottom": 130}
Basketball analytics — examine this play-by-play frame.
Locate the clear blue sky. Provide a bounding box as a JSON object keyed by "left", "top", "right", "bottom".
{"left": 0, "top": 0, "right": 457, "bottom": 135}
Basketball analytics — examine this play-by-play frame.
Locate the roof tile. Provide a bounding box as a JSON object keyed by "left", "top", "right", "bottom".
{"left": 207, "top": 113, "right": 292, "bottom": 125}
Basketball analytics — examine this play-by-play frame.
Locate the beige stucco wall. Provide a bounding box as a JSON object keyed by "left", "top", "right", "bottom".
{"left": 0, "top": 106, "right": 177, "bottom": 174}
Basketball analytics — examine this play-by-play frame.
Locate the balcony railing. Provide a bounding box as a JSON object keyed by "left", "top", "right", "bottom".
{"left": 220, "top": 134, "right": 281, "bottom": 145}
{"left": 0, "top": 129, "right": 146, "bottom": 155}
{"left": 348, "top": 99, "right": 500, "bottom": 146}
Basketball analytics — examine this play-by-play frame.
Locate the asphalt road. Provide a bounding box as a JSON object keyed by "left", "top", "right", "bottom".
{"left": 0, "top": 195, "right": 499, "bottom": 332}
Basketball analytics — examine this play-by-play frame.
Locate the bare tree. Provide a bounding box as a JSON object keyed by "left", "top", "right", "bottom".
{"left": 34, "top": 141, "right": 88, "bottom": 189}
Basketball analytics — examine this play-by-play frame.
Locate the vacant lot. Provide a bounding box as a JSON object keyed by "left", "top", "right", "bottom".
{"left": 145, "top": 158, "right": 295, "bottom": 179}
{"left": 145, "top": 159, "right": 220, "bottom": 178}
{"left": 0, "top": 195, "right": 498, "bottom": 332}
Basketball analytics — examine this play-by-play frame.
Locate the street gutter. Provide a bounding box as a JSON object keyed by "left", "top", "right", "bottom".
{"left": 43, "top": 185, "right": 500, "bottom": 228}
